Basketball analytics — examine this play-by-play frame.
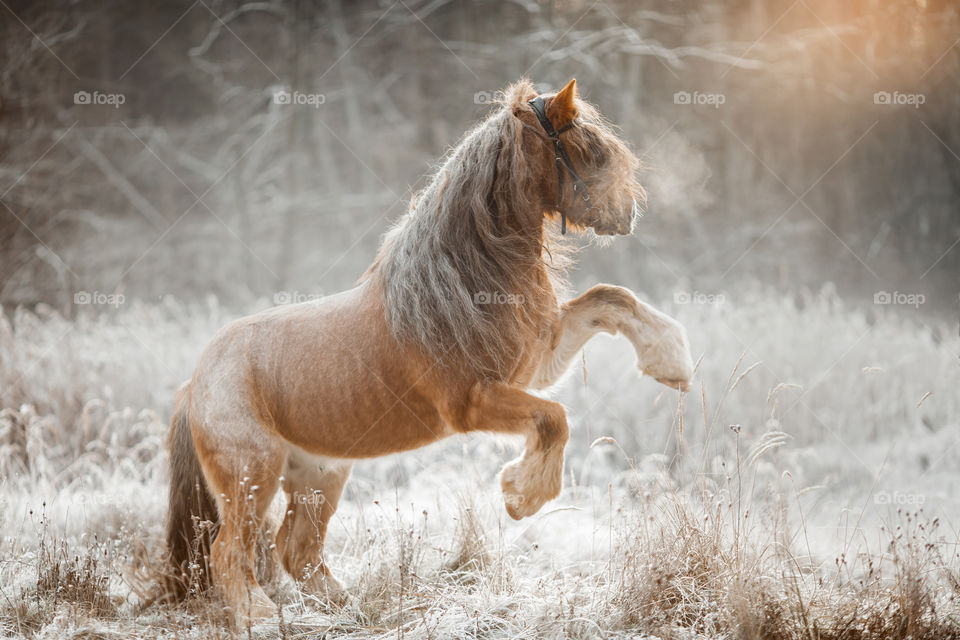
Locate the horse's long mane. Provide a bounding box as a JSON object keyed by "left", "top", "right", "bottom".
{"left": 366, "top": 80, "right": 568, "bottom": 380}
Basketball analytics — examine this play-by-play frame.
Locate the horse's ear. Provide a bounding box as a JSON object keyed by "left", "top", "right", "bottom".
{"left": 548, "top": 78, "right": 578, "bottom": 127}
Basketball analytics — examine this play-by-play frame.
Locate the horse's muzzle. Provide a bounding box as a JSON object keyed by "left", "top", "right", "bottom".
{"left": 602, "top": 211, "right": 635, "bottom": 235}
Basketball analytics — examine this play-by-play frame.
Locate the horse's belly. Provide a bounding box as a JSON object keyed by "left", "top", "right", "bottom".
{"left": 266, "top": 333, "right": 453, "bottom": 458}
{"left": 275, "top": 387, "right": 452, "bottom": 459}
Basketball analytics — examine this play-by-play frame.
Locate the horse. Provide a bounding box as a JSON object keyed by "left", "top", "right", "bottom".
{"left": 163, "top": 78, "right": 694, "bottom": 625}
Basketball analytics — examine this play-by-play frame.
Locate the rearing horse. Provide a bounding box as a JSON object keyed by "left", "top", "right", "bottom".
{"left": 164, "top": 78, "right": 693, "bottom": 624}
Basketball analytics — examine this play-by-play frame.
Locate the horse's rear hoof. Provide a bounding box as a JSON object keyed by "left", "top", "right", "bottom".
{"left": 230, "top": 589, "right": 278, "bottom": 629}
{"left": 301, "top": 567, "right": 349, "bottom": 608}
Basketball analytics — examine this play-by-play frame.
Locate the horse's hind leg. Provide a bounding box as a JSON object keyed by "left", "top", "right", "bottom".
{"left": 276, "top": 447, "right": 352, "bottom": 605}
{"left": 194, "top": 418, "right": 286, "bottom": 625}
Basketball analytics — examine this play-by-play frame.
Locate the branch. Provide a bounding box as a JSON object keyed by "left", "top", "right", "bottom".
{"left": 71, "top": 131, "right": 167, "bottom": 230}
{"left": 189, "top": 2, "right": 285, "bottom": 58}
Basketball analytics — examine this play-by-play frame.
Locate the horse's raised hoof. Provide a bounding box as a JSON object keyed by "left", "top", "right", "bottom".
{"left": 500, "top": 459, "right": 555, "bottom": 519}
{"left": 656, "top": 377, "right": 691, "bottom": 392}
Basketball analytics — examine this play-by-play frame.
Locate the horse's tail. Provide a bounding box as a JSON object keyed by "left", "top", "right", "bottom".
{"left": 162, "top": 380, "right": 219, "bottom": 601}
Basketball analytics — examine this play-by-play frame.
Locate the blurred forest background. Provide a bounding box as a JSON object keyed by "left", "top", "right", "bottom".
{"left": 2, "top": 3, "right": 960, "bottom": 636}
{"left": 0, "top": 0, "right": 958, "bottom": 312}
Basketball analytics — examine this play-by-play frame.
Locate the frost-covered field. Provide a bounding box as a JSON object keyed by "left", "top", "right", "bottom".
{"left": 1, "top": 288, "right": 958, "bottom": 639}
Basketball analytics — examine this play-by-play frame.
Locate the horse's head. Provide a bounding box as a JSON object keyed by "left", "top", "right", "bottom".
{"left": 514, "top": 79, "right": 644, "bottom": 237}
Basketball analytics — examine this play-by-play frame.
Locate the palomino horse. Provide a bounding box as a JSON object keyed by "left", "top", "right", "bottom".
{"left": 164, "top": 78, "right": 693, "bottom": 624}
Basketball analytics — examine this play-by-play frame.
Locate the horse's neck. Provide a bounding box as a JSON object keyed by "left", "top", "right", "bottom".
{"left": 520, "top": 260, "right": 561, "bottom": 332}
{"left": 515, "top": 226, "right": 557, "bottom": 299}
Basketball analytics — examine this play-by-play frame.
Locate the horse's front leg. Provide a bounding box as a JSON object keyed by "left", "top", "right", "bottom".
{"left": 456, "top": 383, "right": 569, "bottom": 519}
{"left": 530, "top": 284, "right": 693, "bottom": 391}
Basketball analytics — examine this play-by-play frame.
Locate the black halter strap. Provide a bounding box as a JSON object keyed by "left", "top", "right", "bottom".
{"left": 528, "top": 95, "right": 592, "bottom": 235}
